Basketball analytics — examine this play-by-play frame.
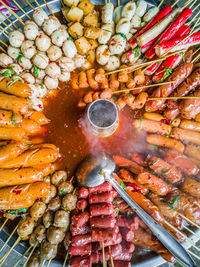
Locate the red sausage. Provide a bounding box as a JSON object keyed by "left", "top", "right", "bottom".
{"left": 69, "top": 256, "right": 92, "bottom": 267}
{"left": 71, "top": 212, "right": 90, "bottom": 228}
{"left": 121, "top": 241, "right": 135, "bottom": 253}
{"left": 99, "top": 244, "right": 122, "bottom": 261}
{"left": 96, "top": 233, "right": 122, "bottom": 249}
{"left": 79, "top": 187, "right": 89, "bottom": 199}
{"left": 109, "top": 261, "right": 131, "bottom": 267}
{"left": 77, "top": 199, "right": 88, "bottom": 211}
{"left": 71, "top": 234, "right": 91, "bottom": 247}
{"left": 147, "top": 155, "right": 182, "bottom": 183}
{"left": 120, "top": 228, "right": 135, "bottom": 242}
{"left": 92, "top": 227, "right": 119, "bottom": 242}
{"left": 165, "top": 149, "right": 199, "bottom": 176}
{"left": 116, "top": 215, "right": 139, "bottom": 230}
{"left": 68, "top": 243, "right": 92, "bottom": 256}
{"left": 89, "top": 181, "right": 112, "bottom": 194}
{"left": 90, "top": 215, "right": 116, "bottom": 228}
{"left": 90, "top": 203, "right": 114, "bottom": 217}
{"left": 131, "top": 153, "right": 146, "bottom": 166}
{"left": 70, "top": 224, "right": 91, "bottom": 236}
{"left": 137, "top": 171, "right": 170, "bottom": 196}
{"left": 91, "top": 253, "right": 99, "bottom": 264}
{"left": 113, "top": 253, "right": 132, "bottom": 261}
{"left": 89, "top": 191, "right": 116, "bottom": 204}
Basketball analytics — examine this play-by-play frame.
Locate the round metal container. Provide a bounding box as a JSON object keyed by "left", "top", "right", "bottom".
{"left": 0, "top": 0, "right": 199, "bottom": 266}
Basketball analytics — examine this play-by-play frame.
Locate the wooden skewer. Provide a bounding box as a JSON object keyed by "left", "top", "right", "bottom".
{"left": 189, "top": 0, "right": 198, "bottom": 10}
{"left": 106, "top": 57, "right": 168, "bottom": 75}
{"left": 43, "top": 0, "right": 55, "bottom": 16}
{"left": 40, "top": 260, "right": 45, "bottom": 267}
{"left": 158, "top": 0, "right": 165, "bottom": 8}
{"left": 112, "top": 81, "right": 176, "bottom": 94}
{"left": 148, "top": 96, "right": 200, "bottom": 100}
{"left": 109, "top": 246, "right": 114, "bottom": 267}
{"left": 171, "top": 0, "right": 182, "bottom": 8}
{"left": 164, "top": 220, "right": 200, "bottom": 253}
{"left": 102, "top": 241, "right": 107, "bottom": 267}
{"left": 192, "top": 52, "right": 200, "bottom": 64}
{"left": 0, "top": 46, "right": 6, "bottom": 53}
{"left": 0, "top": 218, "right": 8, "bottom": 232}
{"left": 192, "top": 2, "right": 200, "bottom": 12}
{"left": 192, "top": 47, "right": 200, "bottom": 57}
{"left": 182, "top": 224, "right": 200, "bottom": 239}
{"left": 46, "top": 259, "right": 52, "bottom": 267}
{"left": 34, "top": 0, "right": 43, "bottom": 9}
{"left": 13, "top": 245, "right": 32, "bottom": 267}
{"left": 11, "top": 0, "right": 31, "bottom": 19}
{"left": 178, "top": 213, "right": 200, "bottom": 229}
{"left": 22, "top": 241, "right": 38, "bottom": 267}
{"left": 60, "top": 0, "right": 65, "bottom": 8}
{"left": 187, "top": 250, "right": 200, "bottom": 261}
{"left": 0, "top": 39, "right": 8, "bottom": 47}
{"left": 24, "top": 0, "right": 36, "bottom": 10}
{"left": 0, "top": 0, "right": 25, "bottom": 25}
{"left": 117, "top": 0, "right": 120, "bottom": 6}
{"left": 0, "top": 236, "right": 21, "bottom": 266}
{"left": 0, "top": 26, "right": 9, "bottom": 36}
{"left": 0, "top": 223, "right": 19, "bottom": 254}
{"left": 63, "top": 252, "right": 68, "bottom": 267}
{"left": 0, "top": 10, "right": 18, "bottom": 29}
{"left": 182, "top": 0, "right": 196, "bottom": 8}
{"left": 0, "top": 18, "right": 13, "bottom": 31}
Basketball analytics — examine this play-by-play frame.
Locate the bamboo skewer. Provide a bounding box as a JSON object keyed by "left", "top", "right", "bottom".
{"left": 106, "top": 57, "right": 168, "bottom": 75}
{"left": 22, "top": 241, "right": 38, "bottom": 267}
{"left": 0, "top": 26, "right": 9, "bottom": 37}
{"left": 192, "top": 52, "right": 200, "bottom": 63}
{"left": 60, "top": 0, "right": 65, "bottom": 8}
{"left": 0, "top": 223, "right": 19, "bottom": 254}
{"left": 13, "top": 245, "right": 32, "bottom": 267}
{"left": 63, "top": 252, "right": 68, "bottom": 267}
{"left": 43, "top": 0, "right": 55, "bottom": 16}
{"left": 0, "top": 39, "right": 8, "bottom": 47}
{"left": 102, "top": 241, "right": 107, "bottom": 267}
{"left": 40, "top": 260, "right": 45, "bottom": 267}
{"left": 0, "top": 46, "right": 6, "bottom": 53}
{"left": 182, "top": 224, "right": 200, "bottom": 239}
{"left": 189, "top": 0, "right": 198, "bottom": 10}
{"left": 182, "top": 0, "right": 196, "bottom": 8}
{"left": 158, "top": 0, "right": 165, "bottom": 8}
{"left": 109, "top": 246, "right": 114, "bottom": 267}
{"left": 192, "top": 2, "right": 200, "bottom": 13}
{"left": 0, "top": 236, "right": 21, "bottom": 266}
{"left": 164, "top": 220, "right": 200, "bottom": 254}
{"left": 117, "top": 0, "right": 120, "bottom": 7}
{"left": 112, "top": 81, "right": 176, "bottom": 94}
{"left": 24, "top": 0, "right": 36, "bottom": 10}
{"left": 46, "top": 259, "right": 52, "bottom": 267}
{"left": 178, "top": 213, "right": 200, "bottom": 229}
{"left": 172, "top": 0, "right": 182, "bottom": 8}
{"left": 34, "top": 0, "right": 43, "bottom": 8}
{"left": 148, "top": 96, "right": 200, "bottom": 100}
{"left": 0, "top": 19, "right": 13, "bottom": 31}
{"left": 0, "top": 10, "right": 18, "bottom": 29}
{"left": 0, "top": 0, "right": 25, "bottom": 25}
{"left": 11, "top": 0, "right": 31, "bottom": 19}
{"left": 0, "top": 218, "right": 8, "bottom": 232}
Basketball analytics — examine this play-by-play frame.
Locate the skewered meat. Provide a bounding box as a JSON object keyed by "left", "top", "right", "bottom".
{"left": 47, "top": 225, "right": 65, "bottom": 244}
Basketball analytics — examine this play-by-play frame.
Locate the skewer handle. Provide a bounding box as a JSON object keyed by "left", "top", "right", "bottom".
{"left": 106, "top": 174, "right": 196, "bottom": 267}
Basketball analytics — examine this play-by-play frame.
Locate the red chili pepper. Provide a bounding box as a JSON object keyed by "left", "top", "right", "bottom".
{"left": 13, "top": 189, "right": 22, "bottom": 195}
{"left": 126, "top": 182, "right": 143, "bottom": 194}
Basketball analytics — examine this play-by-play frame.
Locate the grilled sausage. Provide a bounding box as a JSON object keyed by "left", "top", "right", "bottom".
{"left": 171, "top": 127, "right": 200, "bottom": 146}
{"left": 165, "top": 149, "right": 199, "bottom": 175}
{"left": 179, "top": 177, "right": 200, "bottom": 198}
{"left": 133, "top": 118, "right": 171, "bottom": 135}
{"left": 90, "top": 203, "right": 114, "bottom": 216}
{"left": 90, "top": 216, "right": 116, "bottom": 228}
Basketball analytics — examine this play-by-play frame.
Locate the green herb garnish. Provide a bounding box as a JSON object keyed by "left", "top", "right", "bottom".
{"left": 168, "top": 195, "right": 180, "bottom": 210}
{"left": 67, "top": 36, "right": 74, "bottom": 42}
{"left": 0, "top": 70, "right": 12, "bottom": 78}
{"left": 7, "top": 78, "right": 19, "bottom": 88}
{"left": 32, "top": 64, "right": 39, "bottom": 78}
{"left": 40, "top": 84, "right": 44, "bottom": 89}
{"left": 137, "top": 118, "right": 143, "bottom": 131}
{"left": 150, "top": 160, "right": 157, "bottom": 166}
{"left": 165, "top": 131, "right": 170, "bottom": 137}
{"left": 16, "top": 51, "right": 23, "bottom": 61}
{"left": 61, "top": 189, "right": 66, "bottom": 196}
{"left": 73, "top": 153, "right": 77, "bottom": 158}
{"left": 132, "top": 47, "right": 140, "bottom": 58}
{"left": 156, "top": 66, "right": 173, "bottom": 81}
{"left": 119, "top": 178, "right": 125, "bottom": 189}
{"left": 8, "top": 207, "right": 28, "bottom": 215}
{"left": 150, "top": 144, "right": 158, "bottom": 150}
{"left": 117, "top": 32, "right": 127, "bottom": 40}
{"left": 11, "top": 113, "right": 17, "bottom": 126}
{"left": 62, "top": 206, "right": 70, "bottom": 211}
{"left": 126, "top": 93, "right": 133, "bottom": 98}
{"left": 161, "top": 168, "right": 168, "bottom": 176}
{"left": 8, "top": 65, "right": 16, "bottom": 75}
